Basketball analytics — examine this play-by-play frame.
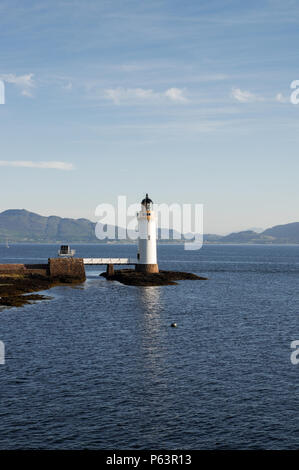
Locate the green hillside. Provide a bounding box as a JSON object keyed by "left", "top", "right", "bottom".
{"left": 0, "top": 209, "right": 98, "bottom": 242}
{"left": 1, "top": 209, "right": 299, "bottom": 244}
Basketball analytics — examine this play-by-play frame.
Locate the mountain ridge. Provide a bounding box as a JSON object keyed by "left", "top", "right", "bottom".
{"left": 0, "top": 209, "right": 299, "bottom": 244}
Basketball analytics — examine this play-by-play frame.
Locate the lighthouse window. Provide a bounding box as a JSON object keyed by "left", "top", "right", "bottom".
{"left": 148, "top": 235, "right": 151, "bottom": 240}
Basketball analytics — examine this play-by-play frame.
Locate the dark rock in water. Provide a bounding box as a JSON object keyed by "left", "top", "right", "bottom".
{"left": 0, "top": 271, "right": 83, "bottom": 308}
{"left": 0, "top": 293, "right": 52, "bottom": 308}
{"left": 0, "top": 258, "right": 86, "bottom": 308}
{"left": 101, "top": 269, "right": 208, "bottom": 286}
{"left": 0, "top": 276, "right": 52, "bottom": 307}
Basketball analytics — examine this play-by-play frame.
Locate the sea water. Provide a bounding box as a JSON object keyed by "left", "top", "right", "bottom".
{"left": 0, "top": 243, "right": 298, "bottom": 449}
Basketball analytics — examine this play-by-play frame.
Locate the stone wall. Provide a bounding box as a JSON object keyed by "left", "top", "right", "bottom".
{"left": 0, "top": 259, "right": 86, "bottom": 281}
{"left": 24, "top": 264, "right": 49, "bottom": 277}
{"left": 48, "top": 258, "right": 86, "bottom": 281}
{"left": 0, "top": 264, "right": 25, "bottom": 275}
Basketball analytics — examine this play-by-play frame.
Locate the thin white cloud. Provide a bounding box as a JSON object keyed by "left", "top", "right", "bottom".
{"left": 21, "top": 89, "right": 33, "bottom": 98}
{"left": 165, "top": 87, "right": 187, "bottom": 102}
{"left": 0, "top": 161, "right": 74, "bottom": 170}
{"left": 0, "top": 73, "right": 35, "bottom": 97}
{"left": 104, "top": 87, "right": 156, "bottom": 104}
{"left": 275, "top": 92, "right": 288, "bottom": 103}
{"left": 104, "top": 87, "right": 188, "bottom": 104}
{"left": 63, "top": 81, "right": 73, "bottom": 91}
{"left": 231, "top": 87, "right": 263, "bottom": 103}
{"left": 2, "top": 73, "right": 34, "bottom": 88}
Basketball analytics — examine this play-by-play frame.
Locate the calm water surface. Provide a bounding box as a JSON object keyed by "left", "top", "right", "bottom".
{"left": 0, "top": 243, "right": 298, "bottom": 449}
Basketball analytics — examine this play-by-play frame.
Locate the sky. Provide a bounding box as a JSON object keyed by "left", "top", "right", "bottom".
{"left": 0, "top": 0, "right": 299, "bottom": 234}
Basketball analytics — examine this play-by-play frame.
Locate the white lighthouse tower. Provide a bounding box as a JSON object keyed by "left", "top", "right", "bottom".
{"left": 136, "top": 193, "right": 159, "bottom": 273}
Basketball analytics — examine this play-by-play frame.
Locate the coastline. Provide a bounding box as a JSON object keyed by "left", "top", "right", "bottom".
{"left": 2, "top": 242, "right": 299, "bottom": 246}
{"left": 0, "top": 274, "right": 85, "bottom": 308}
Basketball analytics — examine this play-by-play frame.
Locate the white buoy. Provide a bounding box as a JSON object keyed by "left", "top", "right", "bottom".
{"left": 171, "top": 322, "right": 177, "bottom": 328}
{"left": 136, "top": 193, "right": 159, "bottom": 273}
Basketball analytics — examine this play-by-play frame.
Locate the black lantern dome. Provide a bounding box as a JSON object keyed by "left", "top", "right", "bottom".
{"left": 141, "top": 193, "right": 153, "bottom": 206}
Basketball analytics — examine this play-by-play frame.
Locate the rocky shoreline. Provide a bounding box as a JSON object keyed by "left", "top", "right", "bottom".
{"left": 0, "top": 258, "right": 86, "bottom": 308}
{"left": 101, "top": 269, "right": 208, "bottom": 286}
{"left": 0, "top": 274, "right": 83, "bottom": 308}
{"left": 0, "top": 262, "right": 208, "bottom": 308}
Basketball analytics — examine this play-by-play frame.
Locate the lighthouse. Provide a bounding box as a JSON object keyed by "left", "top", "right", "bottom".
{"left": 136, "top": 193, "right": 159, "bottom": 273}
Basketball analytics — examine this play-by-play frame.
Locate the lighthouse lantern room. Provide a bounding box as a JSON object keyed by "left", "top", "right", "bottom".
{"left": 136, "top": 193, "right": 159, "bottom": 273}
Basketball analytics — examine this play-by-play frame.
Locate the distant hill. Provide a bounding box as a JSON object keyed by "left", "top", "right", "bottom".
{"left": 261, "top": 222, "right": 299, "bottom": 243}
{"left": 1, "top": 209, "right": 299, "bottom": 244}
{"left": 0, "top": 209, "right": 98, "bottom": 242}
{"left": 219, "top": 230, "right": 274, "bottom": 244}
{"left": 220, "top": 230, "right": 260, "bottom": 243}
{"left": 0, "top": 209, "right": 188, "bottom": 243}
{"left": 219, "top": 223, "right": 299, "bottom": 244}
{"left": 206, "top": 223, "right": 299, "bottom": 244}
{"left": 203, "top": 234, "right": 223, "bottom": 242}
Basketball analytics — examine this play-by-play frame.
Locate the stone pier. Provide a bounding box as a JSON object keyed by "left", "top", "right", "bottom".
{"left": 0, "top": 258, "right": 86, "bottom": 282}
